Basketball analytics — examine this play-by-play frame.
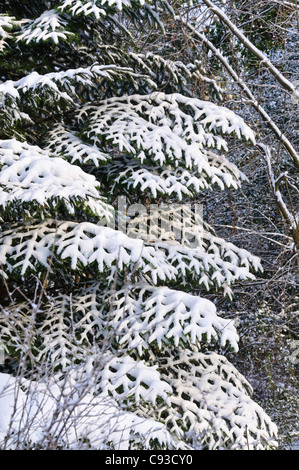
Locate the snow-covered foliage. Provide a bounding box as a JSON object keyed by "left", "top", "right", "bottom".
{"left": 153, "top": 350, "right": 278, "bottom": 450}
{"left": 0, "top": 139, "right": 112, "bottom": 220}
{"left": 1, "top": 283, "right": 239, "bottom": 369}
{"left": 0, "top": 0, "right": 278, "bottom": 450}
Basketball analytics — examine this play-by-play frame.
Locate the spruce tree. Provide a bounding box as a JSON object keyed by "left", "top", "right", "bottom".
{"left": 0, "top": 0, "right": 278, "bottom": 449}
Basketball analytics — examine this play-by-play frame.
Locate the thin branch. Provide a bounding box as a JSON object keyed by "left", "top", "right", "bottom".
{"left": 181, "top": 18, "right": 299, "bottom": 169}
{"left": 200, "top": 0, "right": 299, "bottom": 95}
{"left": 258, "top": 144, "right": 299, "bottom": 252}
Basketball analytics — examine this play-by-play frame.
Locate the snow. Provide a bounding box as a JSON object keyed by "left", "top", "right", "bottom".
{"left": 0, "top": 139, "right": 112, "bottom": 220}
{"left": 59, "top": 0, "right": 144, "bottom": 16}
{"left": 110, "top": 148, "right": 246, "bottom": 200}
{"left": 0, "top": 351, "right": 278, "bottom": 450}
{"left": 0, "top": 63, "right": 135, "bottom": 106}
{"left": 0, "top": 0, "right": 285, "bottom": 452}
{"left": 0, "top": 371, "right": 175, "bottom": 450}
{"left": 46, "top": 124, "right": 110, "bottom": 166}
{"left": 17, "top": 10, "right": 72, "bottom": 44}
{"left": 0, "top": 81, "right": 19, "bottom": 100}
{"left": 151, "top": 350, "right": 278, "bottom": 450}
{"left": 99, "top": 355, "right": 172, "bottom": 405}
{"left": 0, "top": 15, "right": 13, "bottom": 37}
{"left": 80, "top": 93, "right": 254, "bottom": 193}
{"left": 112, "top": 284, "right": 240, "bottom": 353}
{"left": 0, "top": 373, "right": 27, "bottom": 433}
{"left": 59, "top": 0, "right": 106, "bottom": 19}
{"left": 0, "top": 200, "right": 261, "bottom": 291}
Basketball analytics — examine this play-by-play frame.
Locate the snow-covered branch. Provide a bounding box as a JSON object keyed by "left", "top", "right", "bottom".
{"left": 258, "top": 144, "right": 299, "bottom": 251}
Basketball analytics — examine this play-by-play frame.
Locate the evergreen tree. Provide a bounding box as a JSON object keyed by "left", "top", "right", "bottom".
{"left": 0, "top": 0, "right": 278, "bottom": 449}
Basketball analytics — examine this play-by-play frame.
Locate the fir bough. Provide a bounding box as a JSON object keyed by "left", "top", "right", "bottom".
{"left": 0, "top": 0, "right": 277, "bottom": 450}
